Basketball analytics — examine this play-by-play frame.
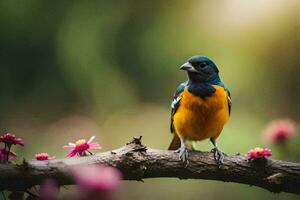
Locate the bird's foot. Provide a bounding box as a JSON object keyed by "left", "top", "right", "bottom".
{"left": 211, "top": 147, "right": 224, "bottom": 166}
{"left": 175, "top": 146, "right": 189, "bottom": 165}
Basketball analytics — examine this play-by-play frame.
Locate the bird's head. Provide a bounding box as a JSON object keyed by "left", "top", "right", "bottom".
{"left": 180, "top": 55, "right": 219, "bottom": 83}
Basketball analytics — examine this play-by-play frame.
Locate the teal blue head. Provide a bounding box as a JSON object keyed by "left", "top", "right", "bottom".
{"left": 180, "top": 55, "right": 220, "bottom": 83}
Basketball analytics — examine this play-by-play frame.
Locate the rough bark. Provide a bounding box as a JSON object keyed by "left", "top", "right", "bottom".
{"left": 0, "top": 137, "right": 299, "bottom": 194}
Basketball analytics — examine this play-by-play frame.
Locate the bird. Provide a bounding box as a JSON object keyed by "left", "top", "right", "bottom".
{"left": 169, "top": 55, "right": 231, "bottom": 164}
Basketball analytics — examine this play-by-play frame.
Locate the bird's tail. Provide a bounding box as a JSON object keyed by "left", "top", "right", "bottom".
{"left": 168, "top": 134, "right": 181, "bottom": 150}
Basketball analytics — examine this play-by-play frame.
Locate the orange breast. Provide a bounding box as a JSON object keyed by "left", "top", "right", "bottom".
{"left": 173, "top": 85, "right": 229, "bottom": 141}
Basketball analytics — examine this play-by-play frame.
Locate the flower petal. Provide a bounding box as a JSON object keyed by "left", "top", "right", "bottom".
{"left": 247, "top": 147, "right": 272, "bottom": 160}
{"left": 67, "top": 150, "right": 78, "bottom": 157}
{"left": 68, "top": 142, "right": 76, "bottom": 146}
{"left": 89, "top": 143, "right": 102, "bottom": 149}
{"left": 63, "top": 145, "right": 75, "bottom": 149}
{"left": 90, "top": 147, "right": 102, "bottom": 150}
{"left": 87, "top": 136, "right": 96, "bottom": 144}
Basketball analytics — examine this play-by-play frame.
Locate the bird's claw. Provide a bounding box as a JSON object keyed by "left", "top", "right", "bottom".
{"left": 211, "top": 147, "right": 224, "bottom": 166}
{"left": 175, "top": 146, "right": 189, "bottom": 166}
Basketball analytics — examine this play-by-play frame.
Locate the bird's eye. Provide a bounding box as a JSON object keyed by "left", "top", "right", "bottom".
{"left": 200, "top": 62, "right": 207, "bottom": 68}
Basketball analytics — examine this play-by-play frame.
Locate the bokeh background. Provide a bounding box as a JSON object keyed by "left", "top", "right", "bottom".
{"left": 1, "top": 0, "right": 300, "bottom": 199}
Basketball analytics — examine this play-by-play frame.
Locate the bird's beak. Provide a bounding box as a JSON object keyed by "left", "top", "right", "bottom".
{"left": 180, "top": 62, "right": 198, "bottom": 73}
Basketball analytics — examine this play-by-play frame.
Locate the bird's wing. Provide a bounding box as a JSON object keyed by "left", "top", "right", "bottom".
{"left": 226, "top": 89, "right": 232, "bottom": 116}
{"left": 214, "top": 81, "right": 231, "bottom": 116}
{"left": 170, "top": 81, "right": 187, "bottom": 133}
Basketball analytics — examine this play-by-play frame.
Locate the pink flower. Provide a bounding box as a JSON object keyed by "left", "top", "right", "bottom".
{"left": 73, "top": 165, "right": 122, "bottom": 200}
{"left": 63, "top": 136, "right": 101, "bottom": 157}
{"left": 35, "top": 153, "right": 55, "bottom": 161}
{"left": 0, "top": 147, "right": 16, "bottom": 162}
{"left": 263, "top": 119, "right": 297, "bottom": 145}
{"left": 0, "top": 133, "right": 24, "bottom": 146}
{"left": 39, "top": 179, "right": 59, "bottom": 200}
{"left": 247, "top": 147, "right": 272, "bottom": 160}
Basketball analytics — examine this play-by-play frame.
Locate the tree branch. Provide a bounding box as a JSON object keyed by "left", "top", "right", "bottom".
{"left": 0, "top": 137, "right": 300, "bottom": 194}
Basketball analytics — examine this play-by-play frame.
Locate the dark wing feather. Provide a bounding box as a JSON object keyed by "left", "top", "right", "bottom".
{"left": 226, "top": 89, "right": 232, "bottom": 115}
{"left": 213, "top": 81, "right": 231, "bottom": 116}
{"left": 170, "top": 81, "right": 187, "bottom": 133}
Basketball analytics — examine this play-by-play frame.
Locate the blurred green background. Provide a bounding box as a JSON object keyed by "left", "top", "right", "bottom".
{"left": 1, "top": 0, "right": 300, "bottom": 199}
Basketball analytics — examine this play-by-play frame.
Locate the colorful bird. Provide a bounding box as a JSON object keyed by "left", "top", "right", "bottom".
{"left": 169, "top": 55, "right": 231, "bottom": 164}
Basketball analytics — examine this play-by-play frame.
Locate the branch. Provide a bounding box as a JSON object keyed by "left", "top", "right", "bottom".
{"left": 0, "top": 137, "right": 300, "bottom": 194}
